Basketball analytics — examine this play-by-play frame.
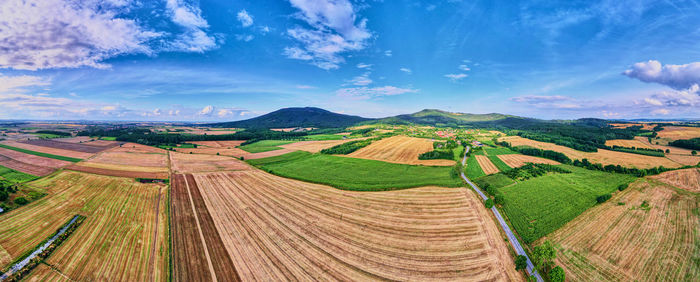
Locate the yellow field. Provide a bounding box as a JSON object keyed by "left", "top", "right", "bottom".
{"left": 169, "top": 151, "right": 251, "bottom": 173}
{"left": 191, "top": 169, "right": 522, "bottom": 280}
{"left": 497, "top": 154, "right": 559, "bottom": 167}
{"left": 280, "top": 138, "right": 369, "bottom": 153}
{"left": 0, "top": 171, "right": 169, "bottom": 281}
{"left": 634, "top": 136, "right": 700, "bottom": 166}
{"left": 475, "top": 155, "right": 499, "bottom": 174}
{"left": 545, "top": 178, "right": 699, "bottom": 281}
{"left": 346, "top": 135, "right": 455, "bottom": 166}
{"left": 657, "top": 126, "right": 700, "bottom": 141}
{"left": 605, "top": 139, "right": 655, "bottom": 149}
{"left": 86, "top": 150, "right": 168, "bottom": 168}
{"left": 651, "top": 168, "right": 700, "bottom": 193}
{"left": 499, "top": 136, "right": 682, "bottom": 169}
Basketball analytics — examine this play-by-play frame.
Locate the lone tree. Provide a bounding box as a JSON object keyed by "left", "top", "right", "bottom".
{"left": 692, "top": 150, "right": 697, "bottom": 156}
{"left": 515, "top": 255, "right": 528, "bottom": 271}
{"left": 549, "top": 266, "right": 565, "bottom": 282}
{"left": 532, "top": 240, "right": 557, "bottom": 273}
{"left": 666, "top": 149, "right": 670, "bottom": 153}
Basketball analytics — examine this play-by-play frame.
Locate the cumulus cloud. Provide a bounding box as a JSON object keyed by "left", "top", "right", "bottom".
{"left": 444, "top": 73, "right": 468, "bottom": 81}
{"left": 198, "top": 105, "right": 214, "bottom": 115}
{"left": 623, "top": 60, "right": 700, "bottom": 90}
{"left": 284, "top": 0, "right": 372, "bottom": 70}
{"left": 0, "top": 0, "right": 217, "bottom": 70}
{"left": 399, "top": 68, "right": 412, "bottom": 74}
{"left": 237, "top": 9, "right": 254, "bottom": 27}
{"left": 651, "top": 108, "right": 670, "bottom": 115}
{"left": 348, "top": 72, "right": 372, "bottom": 86}
{"left": 336, "top": 86, "right": 417, "bottom": 99}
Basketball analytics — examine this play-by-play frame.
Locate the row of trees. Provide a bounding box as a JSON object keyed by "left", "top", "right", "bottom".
{"left": 669, "top": 137, "right": 700, "bottom": 150}
{"left": 320, "top": 138, "right": 378, "bottom": 155}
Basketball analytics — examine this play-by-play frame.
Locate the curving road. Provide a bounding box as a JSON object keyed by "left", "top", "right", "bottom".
{"left": 461, "top": 146, "right": 543, "bottom": 282}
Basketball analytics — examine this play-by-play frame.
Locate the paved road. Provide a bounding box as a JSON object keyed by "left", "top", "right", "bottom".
{"left": 461, "top": 147, "right": 543, "bottom": 282}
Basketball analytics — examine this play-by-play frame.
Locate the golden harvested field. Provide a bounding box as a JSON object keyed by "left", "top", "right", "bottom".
{"left": 170, "top": 151, "right": 251, "bottom": 173}
{"left": 76, "top": 162, "right": 168, "bottom": 173}
{"left": 545, "top": 178, "right": 699, "bottom": 281}
{"left": 605, "top": 139, "right": 655, "bottom": 149}
{"left": 244, "top": 148, "right": 298, "bottom": 159}
{"left": 187, "top": 140, "right": 245, "bottom": 148}
{"left": 497, "top": 154, "right": 559, "bottom": 168}
{"left": 87, "top": 151, "right": 168, "bottom": 168}
{"left": 279, "top": 138, "right": 369, "bottom": 153}
{"left": 188, "top": 169, "right": 521, "bottom": 280}
{"left": 475, "top": 155, "right": 499, "bottom": 174}
{"left": 634, "top": 137, "right": 700, "bottom": 166}
{"left": 657, "top": 126, "right": 700, "bottom": 140}
{"left": 0, "top": 171, "right": 169, "bottom": 281}
{"left": 0, "top": 140, "right": 93, "bottom": 159}
{"left": 499, "top": 136, "right": 682, "bottom": 169}
{"left": 346, "top": 135, "right": 455, "bottom": 166}
{"left": 610, "top": 123, "right": 656, "bottom": 130}
{"left": 176, "top": 147, "right": 249, "bottom": 158}
{"left": 110, "top": 142, "right": 166, "bottom": 153}
{"left": 651, "top": 168, "right": 700, "bottom": 193}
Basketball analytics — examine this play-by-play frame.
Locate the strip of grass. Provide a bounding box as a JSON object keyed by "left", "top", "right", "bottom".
{"left": 0, "top": 165, "right": 39, "bottom": 183}
{"left": 500, "top": 165, "right": 636, "bottom": 243}
{"left": 0, "top": 144, "right": 81, "bottom": 163}
{"left": 303, "top": 134, "right": 344, "bottom": 140}
{"left": 465, "top": 154, "right": 485, "bottom": 179}
{"left": 99, "top": 136, "right": 117, "bottom": 141}
{"left": 248, "top": 151, "right": 462, "bottom": 191}
{"left": 487, "top": 155, "right": 512, "bottom": 172}
{"left": 485, "top": 147, "right": 518, "bottom": 155}
{"left": 474, "top": 173, "right": 514, "bottom": 189}
{"left": 238, "top": 140, "right": 295, "bottom": 153}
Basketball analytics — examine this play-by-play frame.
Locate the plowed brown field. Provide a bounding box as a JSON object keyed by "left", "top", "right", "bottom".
{"left": 475, "top": 155, "right": 499, "bottom": 174}
{"left": 184, "top": 169, "right": 521, "bottom": 281}
{"left": 651, "top": 168, "right": 700, "bottom": 193}
{"left": 0, "top": 158, "right": 53, "bottom": 176}
{"left": 497, "top": 154, "right": 560, "bottom": 168}
{"left": 499, "top": 136, "right": 681, "bottom": 169}
{"left": 0, "top": 171, "right": 169, "bottom": 281}
{"left": 346, "top": 135, "right": 455, "bottom": 166}
{"left": 110, "top": 143, "right": 166, "bottom": 153}
{"left": 87, "top": 151, "right": 168, "bottom": 168}
{"left": 0, "top": 147, "right": 71, "bottom": 168}
{"left": 175, "top": 147, "right": 249, "bottom": 158}
{"left": 545, "top": 178, "right": 699, "bottom": 281}
{"left": 187, "top": 140, "right": 245, "bottom": 148}
{"left": 0, "top": 141, "right": 92, "bottom": 159}
{"left": 170, "top": 152, "right": 250, "bottom": 173}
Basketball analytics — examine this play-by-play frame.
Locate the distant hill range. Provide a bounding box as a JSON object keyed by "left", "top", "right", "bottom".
{"left": 209, "top": 107, "right": 614, "bottom": 129}
{"left": 209, "top": 107, "right": 371, "bottom": 129}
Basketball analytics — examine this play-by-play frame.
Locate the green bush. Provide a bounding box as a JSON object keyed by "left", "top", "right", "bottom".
{"left": 418, "top": 149, "right": 453, "bottom": 160}
{"left": 494, "top": 194, "right": 505, "bottom": 206}
{"left": 596, "top": 193, "right": 612, "bottom": 203}
{"left": 484, "top": 198, "right": 494, "bottom": 208}
{"left": 549, "top": 266, "right": 565, "bottom": 282}
{"left": 515, "top": 255, "right": 528, "bottom": 271}
{"left": 617, "top": 183, "right": 628, "bottom": 191}
{"left": 14, "top": 197, "right": 28, "bottom": 205}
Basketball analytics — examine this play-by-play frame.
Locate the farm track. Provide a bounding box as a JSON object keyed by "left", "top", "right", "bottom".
{"left": 188, "top": 169, "right": 520, "bottom": 281}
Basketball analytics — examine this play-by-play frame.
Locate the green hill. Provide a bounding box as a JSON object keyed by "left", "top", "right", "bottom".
{"left": 209, "top": 107, "right": 372, "bottom": 129}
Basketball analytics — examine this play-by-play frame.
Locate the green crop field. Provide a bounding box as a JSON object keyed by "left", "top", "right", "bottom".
{"left": 30, "top": 133, "right": 63, "bottom": 139}
{"left": 247, "top": 151, "right": 462, "bottom": 191}
{"left": 239, "top": 140, "right": 295, "bottom": 153}
{"left": 303, "top": 134, "right": 344, "bottom": 140}
{"left": 499, "top": 165, "right": 636, "bottom": 243}
{"left": 99, "top": 136, "right": 117, "bottom": 141}
{"left": 485, "top": 147, "right": 518, "bottom": 155}
{"left": 465, "top": 154, "right": 485, "bottom": 179}
{"left": 474, "top": 173, "right": 514, "bottom": 189}
{"left": 0, "top": 165, "right": 39, "bottom": 183}
{"left": 487, "top": 155, "right": 512, "bottom": 171}
{"left": 0, "top": 144, "right": 82, "bottom": 163}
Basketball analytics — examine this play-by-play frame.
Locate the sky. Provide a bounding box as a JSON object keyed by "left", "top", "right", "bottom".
{"left": 1, "top": 0, "right": 699, "bottom": 121}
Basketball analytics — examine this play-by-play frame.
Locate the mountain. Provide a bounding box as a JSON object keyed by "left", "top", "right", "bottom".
{"left": 367, "top": 109, "right": 511, "bottom": 126}
{"left": 210, "top": 107, "right": 372, "bottom": 129}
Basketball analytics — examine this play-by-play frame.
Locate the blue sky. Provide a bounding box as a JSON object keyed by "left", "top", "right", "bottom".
{"left": 1, "top": 0, "right": 699, "bottom": 121}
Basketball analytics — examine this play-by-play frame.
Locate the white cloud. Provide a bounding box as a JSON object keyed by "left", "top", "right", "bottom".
{"left": 0, "top": 74, "right": 50, "bottom": 93}
{"left": 349, "top": 72, "right": 372, "bottom": 86}
{"left": 168, "top": 109, "right": 180, "bottom": 116}
{"left": 651, "top": 108, "right": 670, "bottom": 115}
{"left": 0, "top": 0, "right": 217, "bottom": 71}
{"left": 444, "top": 73, "right": 468, "bottom": 81}
{"left": 511, "top": 95, "right": 571, "bottom": 103}
{"left": 643, "top": 97, "right": 663, "bottom": 106}
{"left": 198, "top": 105, "right": 214, "bottom": 115}
{"left": 399, "top": 68, "right": 412, "bottom": 74}
{"left": 237, "top": 9, "right": 254, "bottom": 27}
{"left": 336, "top": 86, "right": 417, "bottom": 99}
{"left": 284, "top": 0, "right": 372, "bottom": 70}
{"left": 458, "top": 64, "right": 471, "bottom": 71}
{"left": 623, "top": 60, "right": 700, "bottom": 90}
{"left": 295, "top": 84, "right": 316, "bottom": 89}
{"left": 236, "top": 34, "right": 254, "bottom": 42}
{"left": 165, "top": 0, "right": 218, "bottom": 53}
{"left": 356, "top": 63, "right": 372, "bottom": 69}
{"left": 384, "top": 50, "right": 393, "bottom": 57}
